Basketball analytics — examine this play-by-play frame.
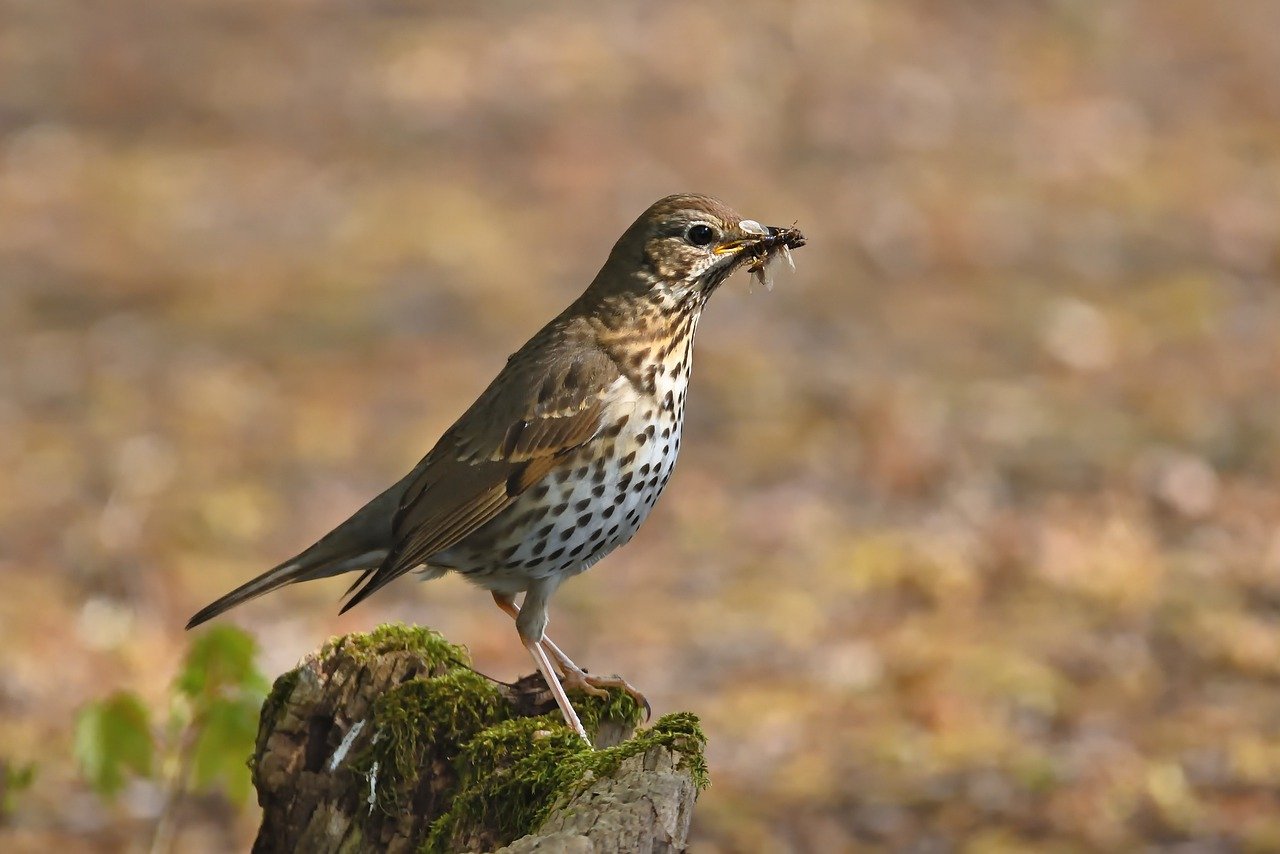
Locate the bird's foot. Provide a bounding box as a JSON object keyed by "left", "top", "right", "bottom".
{"left": 556, "top": 665, "right": 651, "bottom": 721}
{"left": 555, "top": 664, "right": 609, "bottom": 699}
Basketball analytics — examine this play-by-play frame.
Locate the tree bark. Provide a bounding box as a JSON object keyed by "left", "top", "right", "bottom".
{"left": 249, "top": 626, "right": 703, "bottom": 853}
{"left": 491, "top": 744, "right": 698, "bottom": 854}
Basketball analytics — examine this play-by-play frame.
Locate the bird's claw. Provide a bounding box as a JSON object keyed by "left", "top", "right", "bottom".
{"left": 558, "top": 668, "right": 611, "bottom": 699}
{"left": 559, "top": 669, "right": 652, "bottom": 721}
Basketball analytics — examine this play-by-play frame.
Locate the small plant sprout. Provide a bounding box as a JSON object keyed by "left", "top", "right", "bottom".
{"left": 74, "top": 625, "right": 269, "bottom": 854}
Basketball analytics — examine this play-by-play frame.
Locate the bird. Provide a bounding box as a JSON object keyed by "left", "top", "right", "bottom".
{"left": 187, "top": 193, "right": 805, "bottom": 742}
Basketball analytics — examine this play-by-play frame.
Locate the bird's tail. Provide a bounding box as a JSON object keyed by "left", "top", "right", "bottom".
{"left": 185, "top": 470, "right": 415, "bottom": 630}
{"left": 186, "top": 557, "right": 316, "bottom": 629}
{"left": 185, "top": 545, "right": 385, "bottom": 629}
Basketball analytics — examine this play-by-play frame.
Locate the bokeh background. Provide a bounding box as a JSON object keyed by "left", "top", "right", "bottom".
{"left": 4, "top": 1, "right": 1280, "bottom": 850}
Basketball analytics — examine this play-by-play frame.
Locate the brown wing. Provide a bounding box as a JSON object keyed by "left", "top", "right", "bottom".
{"left": 340, "top": 334, "right": 619, "bottom": 611}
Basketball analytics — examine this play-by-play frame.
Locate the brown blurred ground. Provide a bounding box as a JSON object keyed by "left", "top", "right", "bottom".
{"left": 3, "top": 1, "right": 1280, "bottom": 851}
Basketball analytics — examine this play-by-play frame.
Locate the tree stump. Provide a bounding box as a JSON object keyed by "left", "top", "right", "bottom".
{"left": 250, "top": 625, "right": 706, "bottom": 853}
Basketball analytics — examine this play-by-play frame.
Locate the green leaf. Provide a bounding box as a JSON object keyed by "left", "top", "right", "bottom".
{"left": 74, "top": 692, "right": 154, "bottom": 798}
{"left": 177, "top": 626, "right": 269, "bottom": 700}
{"left": 190, "top": 696, "right": 261, "bottom": 803}
{"left": 2, "top": 761, "right": 37, "bottom": 815}
{"left": 175, "top": 626, "right": 268, "bottom": 805}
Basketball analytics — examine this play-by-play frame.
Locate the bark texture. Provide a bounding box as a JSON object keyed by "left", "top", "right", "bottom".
{"left": 493, "top": 744, "right": 698, "bottom": 854}
{"left": 249, "top": 625, "right": 704, "bottom": 853}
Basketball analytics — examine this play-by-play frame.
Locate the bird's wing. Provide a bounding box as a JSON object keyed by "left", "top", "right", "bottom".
{"left": 340, "top": 338, "right": 620, "bottom": 611}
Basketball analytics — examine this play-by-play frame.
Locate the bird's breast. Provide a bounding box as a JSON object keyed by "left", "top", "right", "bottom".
{"left": 436, "top": 374, "right": 689, "bottom": 593}
{"left": 430, "top": 311, "right": 701, "bottom": 592}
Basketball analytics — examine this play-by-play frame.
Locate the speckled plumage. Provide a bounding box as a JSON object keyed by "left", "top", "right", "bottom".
{"left": 432, "top": 305, "right": 695, "bottom": 591}
{"left": 187, "top": 193, "right": 805, "bottom": 741}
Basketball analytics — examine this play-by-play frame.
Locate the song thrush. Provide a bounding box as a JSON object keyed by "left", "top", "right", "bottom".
{"left": 187, "top": 193, "right": 805, "bottom": 742}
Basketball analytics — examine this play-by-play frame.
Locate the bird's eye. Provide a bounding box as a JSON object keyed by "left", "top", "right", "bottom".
{"left": 684, "top": 223, "right": 717, "bottom": 246}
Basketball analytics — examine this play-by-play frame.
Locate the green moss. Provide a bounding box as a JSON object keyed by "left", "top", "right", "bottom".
{"left": 361, "top": 670, "right": 512, "bottom": 813}
{"left": 321, "top": 623, "right": 468, "bottom": 670}
{"left": 574, "top": 686, "right": 645, "bottom": 735}
{"left": 423, "top": 710, "right": 708, "bottom": 853}
{"left": 257, "top": 667, "right": 301, "bottom": 735}
{"left": 298, "top": 624, "right": 701, "bottom": 851}
{"left": 611, "top": 711, "right": 709, "bottom": 790}
{"left": 424, "top": 715, "right": 584, "bottom": 852}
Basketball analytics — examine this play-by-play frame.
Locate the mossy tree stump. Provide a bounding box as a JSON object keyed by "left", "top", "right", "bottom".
{"left": 251, "top": 625, "right": 707, "bottom": 853}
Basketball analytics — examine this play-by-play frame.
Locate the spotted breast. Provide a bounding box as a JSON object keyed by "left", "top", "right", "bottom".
{"left": 433, "top": 316, "right": 697, "bottom": 595}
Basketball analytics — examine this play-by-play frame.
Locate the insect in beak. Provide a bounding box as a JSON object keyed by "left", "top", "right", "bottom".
{"left": 737, "top": 222, "right": 806, "bottom": 291}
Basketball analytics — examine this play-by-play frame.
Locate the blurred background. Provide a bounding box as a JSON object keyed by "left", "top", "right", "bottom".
{"left": 3, "top": 0, "right": 1280, "bottom": 850}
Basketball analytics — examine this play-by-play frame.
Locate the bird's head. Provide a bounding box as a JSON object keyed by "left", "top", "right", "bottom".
{"left": 591, "top": 193, "right": 805, "bottom": 309}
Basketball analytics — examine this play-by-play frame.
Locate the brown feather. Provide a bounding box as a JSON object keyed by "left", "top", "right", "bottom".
{"left": 340, "top": 345, "right": 619, "bottom": 611}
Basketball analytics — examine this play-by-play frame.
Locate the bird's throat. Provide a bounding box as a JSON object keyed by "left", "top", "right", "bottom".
{"left": 593, "top": 302, "right": 701, "bottom": 399}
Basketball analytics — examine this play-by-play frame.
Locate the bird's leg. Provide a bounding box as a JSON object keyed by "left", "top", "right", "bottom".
{"left": 507, "top": 586, "right": 590, "bottom": 743}
{"left": 492, "top": 591, "right": 651, "bottom": 719}
{"left": 521, "top": 635, "right": 590, "bottom": 743}
{"left": 491, "top": 591, "right": 604, "bottom": 697}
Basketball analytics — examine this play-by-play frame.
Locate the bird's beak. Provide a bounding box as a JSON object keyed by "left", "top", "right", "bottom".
{"left": 713, "top": 220, "right": 806, "bottom": 257}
